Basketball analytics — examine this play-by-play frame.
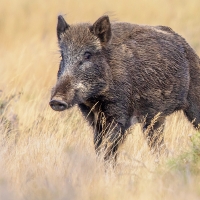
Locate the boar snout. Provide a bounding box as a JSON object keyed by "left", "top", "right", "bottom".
{"left": 49, "top": 99, "right": 68, "bottom": 111}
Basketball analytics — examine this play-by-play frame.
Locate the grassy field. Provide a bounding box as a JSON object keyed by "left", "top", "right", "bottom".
{"left": 0, "top": 0, "right": 200, "bottom": 199}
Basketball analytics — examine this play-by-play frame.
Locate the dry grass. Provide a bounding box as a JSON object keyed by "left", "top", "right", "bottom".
{"left": 0, "top": 0, "right": 200, "bottom": 199}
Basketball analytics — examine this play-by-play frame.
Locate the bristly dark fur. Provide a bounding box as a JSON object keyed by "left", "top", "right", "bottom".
{"left": 50, "top": 15, "right": 200, "bottom": 163}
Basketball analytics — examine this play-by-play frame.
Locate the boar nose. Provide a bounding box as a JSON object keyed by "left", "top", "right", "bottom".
{"left": 49, "top": 99, "right": 68, "bottom": 111}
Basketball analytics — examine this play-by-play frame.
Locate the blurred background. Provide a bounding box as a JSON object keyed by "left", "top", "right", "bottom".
{"left": 0, "top": 0, "right": 200, "bottom": 199}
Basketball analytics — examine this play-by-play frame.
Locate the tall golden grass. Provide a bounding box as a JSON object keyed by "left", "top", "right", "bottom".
{"left": 0, "top": 0, "right": 200, "bottom": 199}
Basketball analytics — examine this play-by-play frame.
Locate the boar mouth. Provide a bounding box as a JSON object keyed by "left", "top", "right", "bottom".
{"left": 49, "top": 99, "right": 68, "bottom": 111}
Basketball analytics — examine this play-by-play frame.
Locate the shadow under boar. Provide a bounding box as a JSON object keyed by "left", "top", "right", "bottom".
{"left": 50, "top": 15, "right": 200, "bottom": 162}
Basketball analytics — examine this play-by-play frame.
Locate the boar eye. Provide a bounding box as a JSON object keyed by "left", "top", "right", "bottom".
{"left": 84, "top": 52, "right": 92, "bottom": 60}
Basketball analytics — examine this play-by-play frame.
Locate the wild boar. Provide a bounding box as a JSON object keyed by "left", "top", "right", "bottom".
{"left": 50, "top": 15, "right": 200, "bottom": 162}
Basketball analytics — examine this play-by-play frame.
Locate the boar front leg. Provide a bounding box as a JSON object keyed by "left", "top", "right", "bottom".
{"left": 94, "top": 122, "right": 125, "bottom": 163}
{"left": 94, "top": 106, "right": 128, "bottom": 163}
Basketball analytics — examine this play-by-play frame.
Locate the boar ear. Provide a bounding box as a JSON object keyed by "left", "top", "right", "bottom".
{"left": 90, "top": 15, "right": 112, "bottom": 46}
{"left": 57, "top": 15, "right": 70, "bottom": 40}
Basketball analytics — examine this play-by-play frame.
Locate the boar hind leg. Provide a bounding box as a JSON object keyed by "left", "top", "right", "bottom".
{"left": 184, "top": 95, "right": 200, "bottom": 129}
{"left": 143, "top": 116, "right": 168, "bottom": 156}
